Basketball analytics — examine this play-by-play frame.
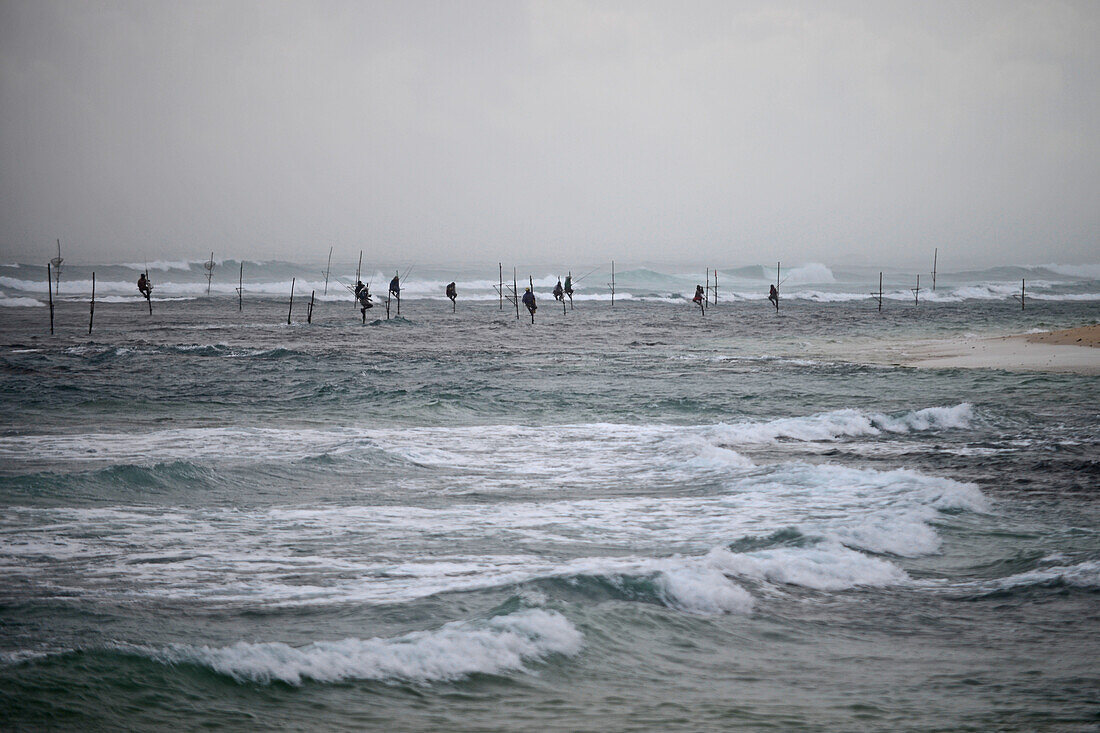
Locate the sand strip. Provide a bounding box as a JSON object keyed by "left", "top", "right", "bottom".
{"left": 901, "top": 324, "right": 1099, "bottom": 374}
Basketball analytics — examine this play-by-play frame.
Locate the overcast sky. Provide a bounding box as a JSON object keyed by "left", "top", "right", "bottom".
{"left": 1, "top": 0, "right": 1097, "bottom": 267}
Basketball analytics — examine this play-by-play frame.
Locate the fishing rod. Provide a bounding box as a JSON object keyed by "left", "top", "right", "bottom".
{"left": 567, "top": 264, "right": 602, "bottom": 283}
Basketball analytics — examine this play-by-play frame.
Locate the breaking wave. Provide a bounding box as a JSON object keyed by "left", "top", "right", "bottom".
{"left": 0, "top": 405, "right": 975, "bottom": 467}
{"left": 144, "top": 608, "right": 582, "bottom": 685}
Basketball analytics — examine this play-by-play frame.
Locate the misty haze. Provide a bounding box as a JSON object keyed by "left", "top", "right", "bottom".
{"left": 1, "top": 3, "right": 1098, "bottom": 732}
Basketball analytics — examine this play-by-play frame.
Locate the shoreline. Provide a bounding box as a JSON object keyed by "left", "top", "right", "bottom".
{"left": 895, "top": 324, "right": 1100, "bottom": 374}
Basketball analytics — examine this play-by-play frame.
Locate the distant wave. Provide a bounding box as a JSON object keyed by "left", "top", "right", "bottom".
{"left": 0, "top": 294, "right": 44, "bottom": 307}
{"left": 1, "top": 260, "right": 1096, "bottom": 303}
{"left": 119, "top": 260, "right": 198, "bottom": 271}
{"left": 1036, "top": 263, "right": 1100, "bottom": 280}
{"left": 781, "top": 263, "right": 836, "bottom": 284}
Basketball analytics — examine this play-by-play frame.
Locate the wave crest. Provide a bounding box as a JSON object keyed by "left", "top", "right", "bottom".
{"left": 148, "top": 608, "right": 582, "bottom": 685}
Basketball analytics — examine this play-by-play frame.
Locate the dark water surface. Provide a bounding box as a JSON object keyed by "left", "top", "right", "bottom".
{"left": 1, "top": 292, "right": 1098, "bottom": 731}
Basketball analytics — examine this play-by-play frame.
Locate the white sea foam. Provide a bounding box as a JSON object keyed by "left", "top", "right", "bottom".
{"left": 794, "top": 290, "right": 871, "bottom": 302}
{"left": 708, "top": 404, "right": 973, "bottom": 445}
{"left": 706, "top": 543, "right": 909, "bottom": 590}
{"left": 827, "top": 508, "right": 943, "bottom": 556}
{"left": 656, "top": 566, "right": 755, "bottom": 614}
{"left": 1029, "top": 292, "right": 1100, "bottom": 301}
{"left": 144, "top": 608, "right": 582, "bottom": 685}
{"left": 0, "top": 649, "right": 57, "bottom": 665}
{"left": 0, "top": 404, "right": 987, "bottom": 611}
{"left": 0, "top": 294, "right": 44, "bottom": 307}
{"left": 0, "top": 406, "right": 973, "bottom": 467}
{"left": 981, "top": 560, "right": 1100, "bottom": 592}
{"left": 0, "top": 457, "right": 983, "bottom": 607}
{"left": 782, "top": 263, "right": 836, "bottom": 284}
{"left": 120, "top": 260, "right": 197, "bottom": 271}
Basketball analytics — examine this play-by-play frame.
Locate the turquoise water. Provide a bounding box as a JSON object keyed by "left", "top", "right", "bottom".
{"left": 1, "top": 261, "right": 1098, "bottom": 730}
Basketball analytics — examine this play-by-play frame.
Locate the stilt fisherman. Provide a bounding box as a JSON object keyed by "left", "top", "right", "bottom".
{"left": 522, "top": 287, "right": 536, "bottom": 322}
{"left": 137, "top": 272, "right": 152, "bottom": 299}
{"left": 355, "top": 280, "right": 373, "bottom": 319}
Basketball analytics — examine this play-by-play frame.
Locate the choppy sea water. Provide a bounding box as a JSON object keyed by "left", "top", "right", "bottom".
{"left": 1, "top": 260, "right": 1098, "bottom": 730}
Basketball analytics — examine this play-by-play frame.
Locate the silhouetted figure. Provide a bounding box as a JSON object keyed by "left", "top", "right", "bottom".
{"left": 522, "top": 287, "right": 536, "bottom": 323}
{"left": 388, "top": 272, "right": 401, "bottom": 316}
{"left": 137, "top": 273, "right": 152, "bottom": 298}
{"left": 355, "top": 280, "right": 373, "bottom": 321}
{"left": 446, "top": 281, "right": 457, "bottom": 311}
{"left": 769, "top": 284, "right": 779, "bottom": 312}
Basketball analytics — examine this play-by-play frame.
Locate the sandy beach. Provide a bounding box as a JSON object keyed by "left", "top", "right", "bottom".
{"left": 900, "top": 324, "right": 1100, "bottom": 374}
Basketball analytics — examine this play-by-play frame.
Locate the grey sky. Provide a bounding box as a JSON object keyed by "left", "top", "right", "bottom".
{"left": 1, "top": 0, "right": 1097, "bottom": 267}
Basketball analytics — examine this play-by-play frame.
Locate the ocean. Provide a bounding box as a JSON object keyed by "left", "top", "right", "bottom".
{"left": 1, "top": 259, "right": 1098, "bottom": 730}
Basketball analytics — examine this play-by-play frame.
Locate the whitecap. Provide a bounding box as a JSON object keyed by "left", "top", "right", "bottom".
{"left": 145, "top": 608, "right": 582, "bottom": 685}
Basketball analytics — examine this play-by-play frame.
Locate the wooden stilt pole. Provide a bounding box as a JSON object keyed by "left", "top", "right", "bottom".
{"left": 237, "top": 261, "right": 243, "bottom": 311}
{"left": 529, "top": 275, "right": 535, "bottom": 324}
{"left": 47, "top": 263, "right": 54, "bottom": 335}
{"left": 355, "top": 251, "right": 363, "bottom": 311}
{"left": 88, "top": 272, "right": 95, "bottom": 334}
{"left": 513, "top": 267, "right": 519, "bottom": 320}
{"left": 323, "top": 246, "right": 333, "bottom": 295}
{"left": 1013, "top": 278, "right": 1026, "bottom": 310}
{"left": 145, "top": 271, "right": 153, "bottom": 315}
{"left": 871, "top": 272, "right": 883, "bottom": 312}
{"left": 288, "top": 277, "right": 295, "bottom": 324}
{"left": 499, "top": 262, "right": 503, "bottom": 310}
{"left": 394, "top": 271, "right": 401, "bottom": 317}
{"left": 713, "top": 269, "right": 718, "bottom": 305}
{"left": 307, "top": 290, "right": 315, "bottom": 323}
{"left": 204, "top": 252, "right": 215, "bottom": 294}
{"left": 609, "top": 261, "right": 616, "bottom": 306}
{"left": 912, "top": 274, "right": 920, "bottom": 306}
{"left": 775, "top": 261, "right": 780, "bottom": 313}
{"left": 932, "top": 248, "right": 938, "bottom": 291}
